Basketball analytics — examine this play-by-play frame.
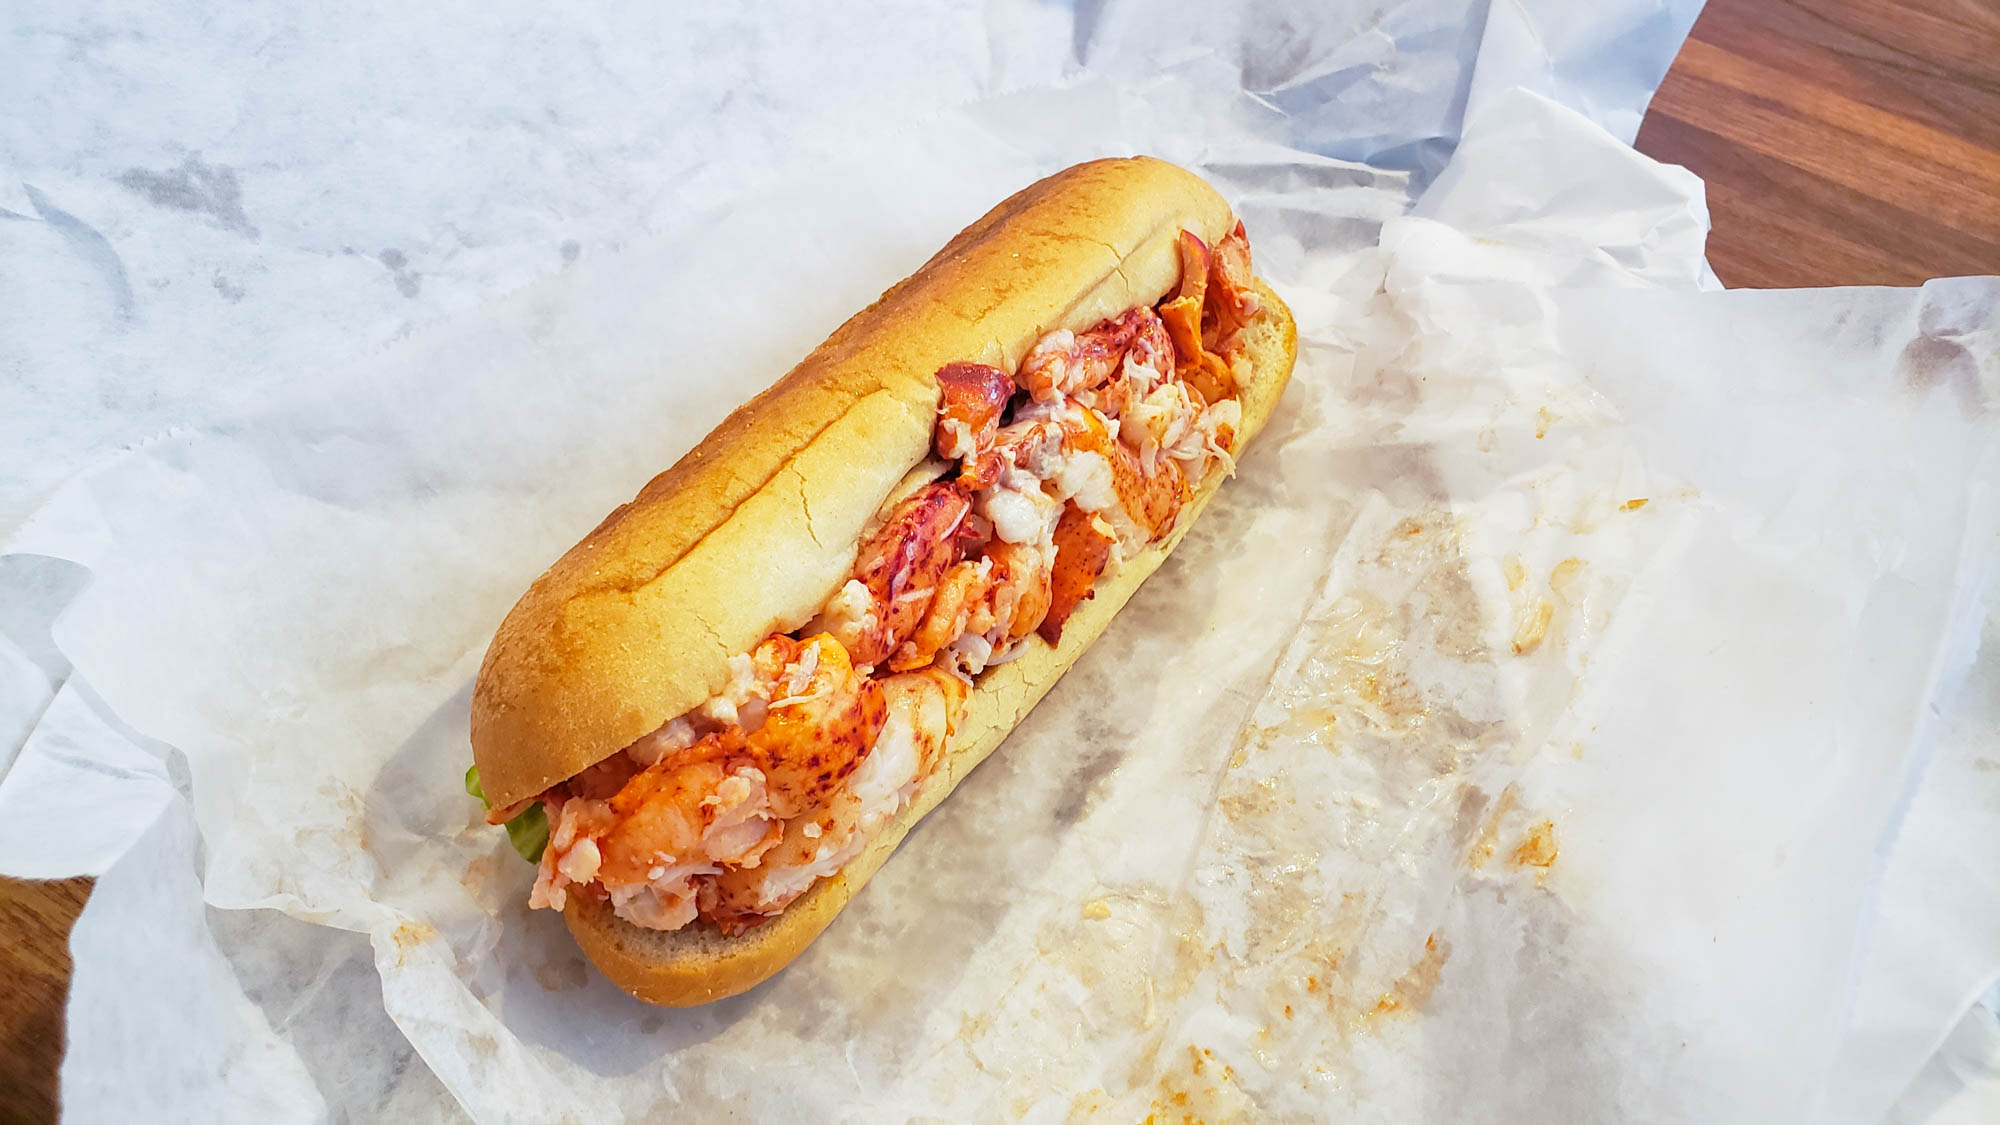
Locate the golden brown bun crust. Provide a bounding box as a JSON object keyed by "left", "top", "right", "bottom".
{"left": 566, "top": 280, "right": 1297, "bottom": 1006}
{"left": 472, "top": 157, "right": 1235, "bottom": 810}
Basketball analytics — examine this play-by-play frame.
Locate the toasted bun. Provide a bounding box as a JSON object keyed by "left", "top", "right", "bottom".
{"left": 472, "top": 157, "right": 1236, "bottom": 811}
{"left": 564, "top": 281, "right": 1296, "bottom": 1005}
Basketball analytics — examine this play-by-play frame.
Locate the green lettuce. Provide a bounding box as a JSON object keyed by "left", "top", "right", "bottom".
{"left": 464, "top": 765, "right": 549, "bottom": 863}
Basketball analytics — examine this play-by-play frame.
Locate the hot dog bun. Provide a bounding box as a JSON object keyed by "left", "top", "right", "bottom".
{"left": 564, "top": 281, "right": 1293, "bottom": 1006}
{"left": 468, "top": 157, "right": 1298, "bottom": 1005}
{"left": 472, "top": 157, "right": 1240, "bottom": 812}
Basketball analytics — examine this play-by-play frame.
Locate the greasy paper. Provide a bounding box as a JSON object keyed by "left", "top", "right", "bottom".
{"left": 3, "top": 3, "right": 1995, "bottom": 1122}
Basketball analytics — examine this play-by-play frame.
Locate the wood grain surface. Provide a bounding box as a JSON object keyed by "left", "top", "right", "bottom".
{"left": 0, "top": 877, "right": 90, "bottom": 1124}
{"left": 1, "top": 2, "right": 1995, "bottom": 1121}
{"left": 1635, "top": 0, "right": 2000, "bottom": 287}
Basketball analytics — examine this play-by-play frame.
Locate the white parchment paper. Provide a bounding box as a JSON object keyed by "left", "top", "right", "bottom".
{"left": 4, "top": 3, "right": 1996, "bottom": 1122}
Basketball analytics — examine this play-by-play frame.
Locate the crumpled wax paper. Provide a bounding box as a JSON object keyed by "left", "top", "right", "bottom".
{"left": 5, "top": 2, "right": 1997, "bottom": 1122}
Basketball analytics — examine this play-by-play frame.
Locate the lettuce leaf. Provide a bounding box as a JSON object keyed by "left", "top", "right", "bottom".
{"left": 464, "top": 765, "right": 549, "bottom": 863}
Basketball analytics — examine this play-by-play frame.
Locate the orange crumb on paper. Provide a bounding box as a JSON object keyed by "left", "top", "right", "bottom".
{"left": 1512, "top": 600, "right": 1554, "bottom": 654}
{"left": 1535, "top": 405, "right": 1556, "bottom": 438}
{"left": 1372, "top": 933, "right": 1450, "bottom": 1018}
{"left": 1144, "top": 1042, "right": 1251, "bottom": 1125}
{"left": 389, "top": 921, "right": 440, "bottom": 967}
{"left": 1621, "top": 497, "right": 1649, "bottom": 511}
{"left": 1513, "top": 820, "right": 1560, "bottom": 884}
